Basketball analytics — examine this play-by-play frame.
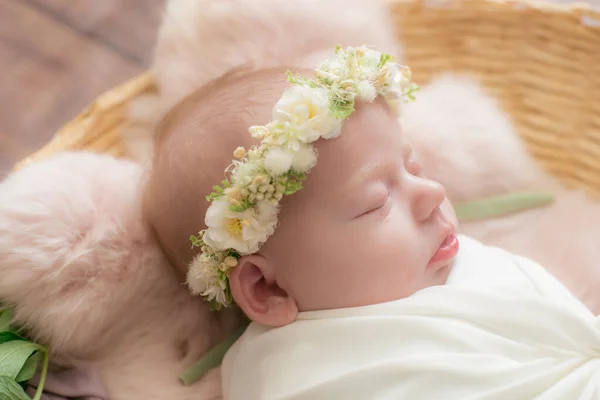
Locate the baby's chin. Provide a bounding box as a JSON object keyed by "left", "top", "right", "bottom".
{"left": 433, "top": 259, "right": 454, "bottom": 286}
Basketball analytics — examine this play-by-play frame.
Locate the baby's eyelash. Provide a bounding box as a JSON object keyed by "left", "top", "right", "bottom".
{"left": 363, "top": 194, "right": 392, "bottom": 217}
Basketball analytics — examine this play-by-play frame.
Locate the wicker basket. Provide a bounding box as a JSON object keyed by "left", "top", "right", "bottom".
{"left": 15, "top": 0, "right": 600, "bottom": 195}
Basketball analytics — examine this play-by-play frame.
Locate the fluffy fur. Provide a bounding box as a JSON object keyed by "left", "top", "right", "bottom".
{"left": 0, "top": 152, "right": 241, "bottom": 399}
{"left": 123, "top": 0, "right": 401, "bottom": 163}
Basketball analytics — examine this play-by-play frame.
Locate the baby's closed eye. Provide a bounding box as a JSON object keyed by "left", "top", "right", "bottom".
{"left": 355, "top": 186, "right": 392, "bottom": 219}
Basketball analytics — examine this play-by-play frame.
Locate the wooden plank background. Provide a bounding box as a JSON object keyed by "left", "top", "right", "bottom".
{"left": 0, "top": 0, "right": 166, "bottom": 174}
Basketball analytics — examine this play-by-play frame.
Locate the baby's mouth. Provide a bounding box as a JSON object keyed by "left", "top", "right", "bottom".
{"left": 427, "top": 231, "right": 459, "bottom": 267}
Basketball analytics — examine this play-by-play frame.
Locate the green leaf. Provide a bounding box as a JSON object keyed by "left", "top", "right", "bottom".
{"left": 0, "top": 376, "right": 31, "bottom": 400}
{"left": 453, "top": 191, "right": 554, "bottom": 221}
{"left": 15, "top": 353, "right": 40, "bottom": 383}
{"left": 229, "top": 200, "right": 251, "bottom": 213}
{"left": 404, "top": 83, "right": 420, "bottom": 102}
{"left": 179, "top": 322, "right": 249, "bottom": 385}
{"left": 225, "top": 249, "right": 240, "bottom": 259}
{"left": 0, "top": 310, "right": 13, "bottom": 332}
{"left": 0, "top": 332, "right": 27, "bottom": 345}
{"left": 190, "top": 235, "right": 201, "bottom": 248}
{"left": 0, "top": 341, "right": 39, "bottom": 379}
{"left": 378, "top": 53, "right": 393, "bottom": 69}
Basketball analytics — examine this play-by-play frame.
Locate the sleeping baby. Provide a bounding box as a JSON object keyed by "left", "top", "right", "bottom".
{"left": 144, "top": 46, "right": 600, "bottom": 399}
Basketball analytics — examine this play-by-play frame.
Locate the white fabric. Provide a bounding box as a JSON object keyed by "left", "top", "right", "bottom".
{"left": 222, "top": 235, "right": 600, "bottom": 399}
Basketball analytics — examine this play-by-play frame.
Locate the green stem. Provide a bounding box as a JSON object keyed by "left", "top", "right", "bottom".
{"left": 31, "top": 346, "right": 48, "bottom": 400}
{"left": 453, "top": 191, "right": 554, "bottom": 221}
{"left": 179, "top": 323, "right": 248, "bottom": 386}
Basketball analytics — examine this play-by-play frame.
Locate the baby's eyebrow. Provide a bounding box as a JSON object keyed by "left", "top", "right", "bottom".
{"left": 348, "top": 161, "right": 396, "bottom": 189}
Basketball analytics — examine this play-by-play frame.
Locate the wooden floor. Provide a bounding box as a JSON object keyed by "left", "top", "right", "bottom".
{"left": 0, "top": 0, "right": 166, "bottom": 174}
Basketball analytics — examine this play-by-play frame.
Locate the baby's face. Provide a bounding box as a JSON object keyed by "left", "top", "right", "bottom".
{"left": 261, "top": 99, "right": 458, "bottom": 311}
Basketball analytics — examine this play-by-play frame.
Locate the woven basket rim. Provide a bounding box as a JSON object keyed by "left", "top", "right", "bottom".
{"left": 388, "top": 0, "right": 599, "bottom": 14}
{"left": 15, "top": 72, "right": 156, "bottom": 171}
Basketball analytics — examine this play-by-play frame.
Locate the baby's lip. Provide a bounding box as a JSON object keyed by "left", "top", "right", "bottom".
{"left": 427, "top": 231, "right": 459, "bottom": 267}
{"left": 427, "top": 214, "right": 458, "bottom": 267}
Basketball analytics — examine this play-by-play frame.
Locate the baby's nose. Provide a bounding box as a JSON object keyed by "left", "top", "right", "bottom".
{"left": 410, "top": 176, "right": 446, "bottom": 221}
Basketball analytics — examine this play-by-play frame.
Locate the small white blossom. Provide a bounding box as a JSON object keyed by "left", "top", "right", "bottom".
{"left": 202, "top": 280, "right": 228, "bottom": 305}
{"left": 383, "top": 63, "right": 411, "bottom": 95}
{"left": 358, "top": 47, "right": 381, "bottom": 75}
{"left": 291, "top": 144, "right": 318, "bottom": 172}
{"left": 356, "top": 80, "right": 377, "bottom": 102}
{"left": 224, "top": 256, "right": 238, "bottom": 267}
{"left": 264, "top": 147, "right": 293, "bottom": 176}
{"left": 231, "top": 160, "right": 261, "bottom": 185}
{"left": 187, "top": 254, "right": 218, "bottom": 295}
{"left": 233, "top": 146, "right": 246, "bottom": 159}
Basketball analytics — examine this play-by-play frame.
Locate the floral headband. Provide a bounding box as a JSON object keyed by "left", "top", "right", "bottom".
{"left": 187, "top": 45, "right": 418, "bottom": 309}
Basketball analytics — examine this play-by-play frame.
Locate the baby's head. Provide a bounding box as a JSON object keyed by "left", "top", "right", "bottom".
{"left": 145, "top": 48, "right": 458, "bottom": 328}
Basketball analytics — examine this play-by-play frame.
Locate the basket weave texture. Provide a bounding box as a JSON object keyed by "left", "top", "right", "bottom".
{"left": 16, "top": 0, "right": 600, "bottom": 195}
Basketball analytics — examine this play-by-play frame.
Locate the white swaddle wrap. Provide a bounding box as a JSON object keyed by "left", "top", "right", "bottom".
{"left": 222, "top": 235, "right": 600, "bottom": 399}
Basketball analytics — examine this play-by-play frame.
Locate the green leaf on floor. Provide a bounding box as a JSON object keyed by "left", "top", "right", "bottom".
{"left": 0, "top": 332, "right": 27, "bottom": 345}
{"left": 0, "top": 376, "right": 31, "bottom": 400}
{"left": 15, "top": 352, "right": 40, "bottom": 383}
{"left": 0, "top": 310, "right": 13, "bottom": 333}
{"left": 0, "top": 341, "right": 39, "bottom": 379}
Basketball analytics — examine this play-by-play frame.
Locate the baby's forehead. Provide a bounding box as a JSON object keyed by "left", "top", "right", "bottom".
{"left": 308, "top": 100, "right": 405, "bottom": 190}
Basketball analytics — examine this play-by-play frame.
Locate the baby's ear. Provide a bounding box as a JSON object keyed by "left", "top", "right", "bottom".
{"left": 228, "top": 255, "right": 297, "bottom": 327}
{"left": 0, "top": 152, "right": 168, "bottom": 358}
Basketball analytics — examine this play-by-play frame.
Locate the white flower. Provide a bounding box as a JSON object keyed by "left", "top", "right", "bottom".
{"left": 203, "top": 280, "right": 228, "bottom": 305}
{"left": 320, "top": 123, "right": 342, "bottom": 140}
{"left": 187, "top": 254, "right": 218, "bottom": 295}
{"left": 291, "top": 144, "right": 318, "bottom": 172}
{"left": 356, "top": 80, "right": 377, "bottom": 102}
{"left": 272, "top": 86, "right": 341, "bottom": 149}
{"left": 384, "top": 63, "right": 410, "bottom": 92}
{"left": 203, "top": 197, "right": 278, "bottom": 254}
{"left": 318, "top": 58, "right": 345, "bottom": 80}
{"left": 255, "top": 198, "right": 278, "bottom": 222}
{"left": 264, "top": 143, "right": 318, "bottom": 175}
{"left": 232, "top": 160, "right": 261, "bottom": 185}
{"left": 264, "top": 147, "right": 293, "bottom": 176}
{"left": 355, "top": 48, "right": 380, "bottom": 77}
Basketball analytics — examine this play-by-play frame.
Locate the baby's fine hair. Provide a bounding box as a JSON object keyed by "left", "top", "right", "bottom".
{"left": 144, "top": 66, "right": 311, "bottom": 278}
